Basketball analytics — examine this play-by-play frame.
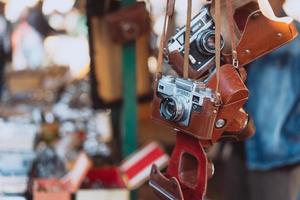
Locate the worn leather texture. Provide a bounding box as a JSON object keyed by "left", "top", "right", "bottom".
{"left": 151, "top": 64, "right": 254, "bottom": 142}
{"left": 171, "top": 1, "right": 299, "bottom": 79}
{"left": 221, "top": 109, "right": 256, "bottom": 141}
{"left": 207, "top": 64, "right": 250, "bottom": 142}
{"left": 166, "top": 132, "right": 208, "bottom": 200}
{"left": 234, "top": 2, "right": 299, "bottom": 67}
{"left": 149, "top": 165, "right": 184, "bottom": 200}
{"left": 104, "top": 2, "right": 151, "bottom": 44}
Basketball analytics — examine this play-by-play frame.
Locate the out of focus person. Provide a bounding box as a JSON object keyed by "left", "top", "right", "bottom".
{"left": 12, "top": 9, "right": 45, "bottom": 70}
{"left": 0, "top": 2, "right": 11, "bottom": 97}
{"left": 206, "top": 1, "right": 300, "bottom": 200}
{"left": 245, "top": 1, "right": 300, "bottom": 200}
{"left": 246, "top": 30, "right": 300, "bottom": 200}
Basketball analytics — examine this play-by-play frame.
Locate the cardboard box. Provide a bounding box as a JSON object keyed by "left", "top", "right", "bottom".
{"left": 120, "top": 142, "right": 169, "bottom": 189}
{"left": 6, "top": 70, "right": 43, "bottom": 95}
{"left": 5, "top": 67, "right": 69, "bottom": 103}
{"left": 76, "top": 142, "right": 169, "bottom": 200}
{"left": 77, "top": 190, "right": 129, "bottom": 200}
{"left": 33, "top": 179, "right": 71, "bottom": 200}
{"left": 76, "top": 168, "right": 129, "bottom": 200}
{"left": 33, "top": 152, "right": 92, "bottom": 200}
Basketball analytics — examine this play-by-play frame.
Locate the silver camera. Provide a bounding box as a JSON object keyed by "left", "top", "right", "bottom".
{"left": 157, "top": 75, "right": 217, "bottom": 127}
{"left": 168, "top": 6, "right": 224, "bottom": 73}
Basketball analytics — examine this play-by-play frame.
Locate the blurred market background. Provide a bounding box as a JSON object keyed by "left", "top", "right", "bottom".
{"left": 0, "top": 0, "right": 290, "bottom": 200}
{"left": 0, "top": 0, "right": 189, "bottom": 199}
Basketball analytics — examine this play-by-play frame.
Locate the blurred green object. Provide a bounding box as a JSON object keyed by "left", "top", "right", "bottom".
{"left": 121, "top": 0, "right": 137, "bottom": 158}
{"left": 121, "top": 1, "right": 137, "bottom": 200}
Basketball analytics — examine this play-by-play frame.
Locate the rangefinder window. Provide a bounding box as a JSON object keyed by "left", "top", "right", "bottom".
{"left": 193, "top": 96, "right": 200, "bottom": 104}
{"left": 177, "top": 33, "right": 185, "bottom": 45}
{"left": 202, "top": 14, "right": 211, "bottom": 23}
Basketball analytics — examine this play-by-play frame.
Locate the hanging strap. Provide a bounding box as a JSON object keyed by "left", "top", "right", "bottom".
{"left": 156, "top": 0, "right": 175, "bottom": 76}
{"left": 225, "top": 0, "right": 239, "bottom": 68}
{"left": 215, "top": 0, "right": 222, "bottom": 94}
{"left": 183, "top": 0, "right": 192, "bottom": 78}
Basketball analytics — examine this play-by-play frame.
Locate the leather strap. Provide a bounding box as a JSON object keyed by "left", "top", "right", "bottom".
{"left": 156, "top": 0, "right": 175, "bottom": 75}
{"left": 215, "top": 0, "right": 222, "bottom": 94}
{"left": 225, "top": 0, "right": 239, "bottom": 67}
{"left": 183, "top": 0, "right": 192, "bottom": 78}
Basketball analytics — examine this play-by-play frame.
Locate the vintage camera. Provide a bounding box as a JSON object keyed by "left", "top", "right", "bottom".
{"left": 167, "top": 6, "right": 224, "bottom": 79}
{"left": 152, "top": 64, "right": 253, "bottom": 142}
{"left": 152, "top": 75, "right": 220, "bottom": 140}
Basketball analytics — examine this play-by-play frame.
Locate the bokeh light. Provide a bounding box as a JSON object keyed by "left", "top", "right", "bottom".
{"left": 42, "top": 0, "right": 75, "bottom": 15}
{"left": 5, "top": 0, "right": 39, "bottom": 22}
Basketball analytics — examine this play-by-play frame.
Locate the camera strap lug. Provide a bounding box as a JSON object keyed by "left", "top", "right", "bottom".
{"left": 233, "top": 59, "right": 239, "bottom": 68}
{"left": 225, "top": 0, "right": 240, "bottom": 69}
{"left": 214, "top": 92, "right": 222, "bottom": 107}
{"left": 232, "top": 50, "right": 239, "bottom": 68}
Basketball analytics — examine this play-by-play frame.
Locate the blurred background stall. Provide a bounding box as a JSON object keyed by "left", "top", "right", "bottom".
{"left": 0, "top": 0, "right": 299, "bottom": 200}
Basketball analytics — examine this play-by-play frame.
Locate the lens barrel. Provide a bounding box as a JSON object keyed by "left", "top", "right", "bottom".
{"left": 196, "top": 30, "right": 224, "bottom": 55}
{"left": 160, "top": 97, "right": 184, "bottom": 122}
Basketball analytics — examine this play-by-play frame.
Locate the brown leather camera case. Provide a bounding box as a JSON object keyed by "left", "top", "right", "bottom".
{"left": 104, "top": 2, "right": 151, "bottom": 44}
{"left": 207, "top": 64, "right": 249, "bottom": 142}
{"left": 233, "top": 1, "right": 299, "bottom": 67}
{"left": 169, "top": 1, "right": 298, "bottom": 79}
{"left": 151, "top": 83, "right": 219, "bottom": 140}
{"left": 151, "top": 64, "right": 249, "bottom": 142}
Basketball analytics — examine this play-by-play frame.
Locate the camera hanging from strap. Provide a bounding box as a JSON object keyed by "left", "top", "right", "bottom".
{"left": 155, "top": 0, "right": 193, "bottom": 79}
{"left": 156, "top": 0, "right": 223, "bottom": 102}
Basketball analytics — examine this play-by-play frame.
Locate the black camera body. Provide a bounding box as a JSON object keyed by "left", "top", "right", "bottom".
{"left": 167, "top": 6, "right": 224, "bottom": 76}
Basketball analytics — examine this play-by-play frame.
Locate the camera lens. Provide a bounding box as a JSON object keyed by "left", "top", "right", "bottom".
{"left": 196, "top": 30, "right": 224, "bottom": 55}
{"left": 160, "top": 97, "right": 184, "bottom": 122}
{"left": 206, "top": 35, "right": 215, "bottom": 51}
{"left": 166, "top": 101, "right": 176, "bottom": 116}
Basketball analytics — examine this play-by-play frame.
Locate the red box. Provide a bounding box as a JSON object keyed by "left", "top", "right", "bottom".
{"left": 33, "top": 179, "right": 70, "bottom": 200}
{"left": 120, "top": 142, "right": 169, "bottom": 189}
{"left": 76, "top": 167, "right": 129, "bottom": 200}
{"left": 76, "top": 142, "right": 169, "bottom": 200}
